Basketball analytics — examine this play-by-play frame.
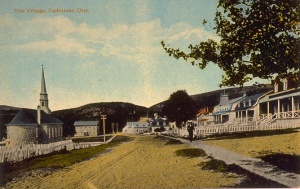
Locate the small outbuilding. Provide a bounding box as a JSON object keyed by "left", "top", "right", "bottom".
{"left": 74, "top": 121, "right": 99, "bottom": 137}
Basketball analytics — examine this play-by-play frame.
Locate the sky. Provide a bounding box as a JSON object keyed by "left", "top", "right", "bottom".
{"left": 0, "top": 0, "right": 267, "bottom": 111}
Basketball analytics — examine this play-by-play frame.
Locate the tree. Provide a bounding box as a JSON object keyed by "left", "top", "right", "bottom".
{"left": 162, "top": 90, "right": 197, "bottom": 128}
{"left": 162, "top": 0, "right": 300, "bottom": 87}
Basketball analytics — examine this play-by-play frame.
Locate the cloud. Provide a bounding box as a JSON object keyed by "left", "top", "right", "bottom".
{"left": 1, "top": 15, "right": 217, "bottom": 62}
{"left": 14, "top": 35, "right": 96, "bottom": 55}
{"left": 0, "top": 14, "right": 224, "bottom": 110}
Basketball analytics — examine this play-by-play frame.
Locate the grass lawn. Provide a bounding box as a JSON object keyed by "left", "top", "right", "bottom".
{"left": 203, "top": 129, "right": 300, "bottom": 157}
{"left": 203, "top": 129, "right": 300, "bottom": 174}
{"left": 71, "top": 135, "right": 113, "bottom": 143}
{"left": 156, "top": 135, "right": 287, "bottom": 188}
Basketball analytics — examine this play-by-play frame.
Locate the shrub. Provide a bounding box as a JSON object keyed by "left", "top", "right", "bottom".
{"left": 259, "top": 153, "right": 300, "bottom": 174}
{"left": 165, "top": 138, "right": 183, "bottom": 145}
{"left": 175, "top": 148, "right": 207, "bottom": 158}
{"left": 199, "top": 158, "right": 228, "bottom": 172}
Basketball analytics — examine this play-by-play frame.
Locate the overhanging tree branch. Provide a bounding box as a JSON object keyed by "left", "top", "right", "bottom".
{"left": 161, "top": 0, "right": 300, "bottom": 87}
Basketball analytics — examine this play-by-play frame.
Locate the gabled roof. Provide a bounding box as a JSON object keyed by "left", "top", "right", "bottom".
{"left": 197, "top": 107, "right": 213, "bottom": 116}
{"left": 228, "top": 96, "right": 244, "bottom": 104}
{"left": 8, "top": 108, "right": 63, "bottom": 126}
{"left": 74, "top": 121, "right": 99, "bottom": 126}
{"left": 240, "top": 92, "right": 267, "bottom": 102}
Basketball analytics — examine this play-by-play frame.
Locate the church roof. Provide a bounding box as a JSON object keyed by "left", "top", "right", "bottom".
{"left": 7, "top": 108, "right": 63, "bottom": 126}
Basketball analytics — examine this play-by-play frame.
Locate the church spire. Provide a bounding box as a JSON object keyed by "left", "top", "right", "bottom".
{"left": 40, "top": 65, "right": 51, "bottom": 114}
{"left": 41, "top": 65, "right": 47, "bottom": 94}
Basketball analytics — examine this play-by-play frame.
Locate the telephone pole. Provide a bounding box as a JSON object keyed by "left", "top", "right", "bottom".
{"left": 101, "top": 115, "right": 106, "bottom": 143}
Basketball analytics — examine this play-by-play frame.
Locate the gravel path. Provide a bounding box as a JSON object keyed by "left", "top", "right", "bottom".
{"left": 4, "top": 135, "right": 238, "bottom": 189}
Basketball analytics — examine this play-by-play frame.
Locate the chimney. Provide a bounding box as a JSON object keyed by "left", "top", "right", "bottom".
{"left": 219, "top": 93, "right": 229, "bottom": 105}
{"left": 37, "top": 105, "right": 41, "bottom": 125}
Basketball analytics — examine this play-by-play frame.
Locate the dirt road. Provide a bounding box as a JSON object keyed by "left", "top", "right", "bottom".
{"left": 5, "top": 135, "right": 238, "bottom": 189}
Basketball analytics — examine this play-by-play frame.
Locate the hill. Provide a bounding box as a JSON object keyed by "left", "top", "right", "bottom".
{"left": 52, "top": 102, "right": 148, "bottom": 136}
{"left": 149, "top": 84, "right": 273, "bottom": 114}
{"left": 0, "top": 84, "right": 273, "bottom": 138}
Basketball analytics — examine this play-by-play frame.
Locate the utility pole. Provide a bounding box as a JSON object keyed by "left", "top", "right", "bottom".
{"left": 101, "top": 115, "right": 106, "bottom": 143}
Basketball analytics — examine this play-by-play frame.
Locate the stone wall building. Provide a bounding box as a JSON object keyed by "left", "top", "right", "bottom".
{"left": 6, "top": 66, "right": 63, "bottom": 145}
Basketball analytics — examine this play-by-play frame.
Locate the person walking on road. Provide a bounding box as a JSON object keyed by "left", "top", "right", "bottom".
{"left": 187, "top": 122, "right": 195, "bottom": 142}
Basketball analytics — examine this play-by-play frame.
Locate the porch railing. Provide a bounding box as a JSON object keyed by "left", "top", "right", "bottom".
{"left": 259, "top": 113, "right": 277, "bottom": 125}
{"left": 278, "top": 110, "right": 300, "bottom": 119}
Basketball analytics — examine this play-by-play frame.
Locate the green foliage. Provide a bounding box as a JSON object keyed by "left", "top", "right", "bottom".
{"left": 162, "top": 0, "right": 300, "bottom": 87}
{"left": 162, "top": 90, "right": 197, "bottom": 128}
{"left": 52, "top": 102, "right": 148, "bottom": 136}
{"left": 175, "top": 148, "right": 207, "bottom": 158}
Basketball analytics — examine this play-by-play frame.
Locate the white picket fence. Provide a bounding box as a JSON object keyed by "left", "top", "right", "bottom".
{"left": 0, "top": 135, "right": 116, "bottom": 163}
{"left": 169, "top": 118, "right": 300, "bottom": 137}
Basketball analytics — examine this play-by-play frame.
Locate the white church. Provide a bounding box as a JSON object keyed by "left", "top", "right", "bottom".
{"left": 6, "top": 66, "right": 63, "bottom": 145}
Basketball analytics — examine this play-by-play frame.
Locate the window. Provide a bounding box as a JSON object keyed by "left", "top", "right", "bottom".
{"left": 295, "top": 100, "right": 299, "bottom": 111}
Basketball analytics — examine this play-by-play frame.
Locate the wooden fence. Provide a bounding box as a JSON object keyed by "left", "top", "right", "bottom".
{"left": 169, "top": 118, "right": 300, "bottom": 137}
{"left": 0, "top": 135, "right": 116, "bottom": 163}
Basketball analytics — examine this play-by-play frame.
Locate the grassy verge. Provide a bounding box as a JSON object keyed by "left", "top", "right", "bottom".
{"left": 199, "top": 158, "right": 287, "bottom": 188}
{"left": 203, "top": 128, "right": 299, "bottom": 141}
{"left": 203, "top": 128, "right": 300, "bottom": 175}
{"left": 168, "top": 130, "right": 292, "bottom": 188}
{"left": 72, "top": 135, "right": 113, "bottom": 143}
{"left": 172, "top": 148, "right": 287, "bottom": 187}
{"left": 0, "top": 135, "right": 133, "bottom": 186}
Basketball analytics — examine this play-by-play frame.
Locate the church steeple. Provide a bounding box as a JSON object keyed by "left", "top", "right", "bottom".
{"left": 41, "top": 65, "right": 47, "bottom": 94}
{"left": 40, "top": 65, "right": 51, "bottom": 114}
